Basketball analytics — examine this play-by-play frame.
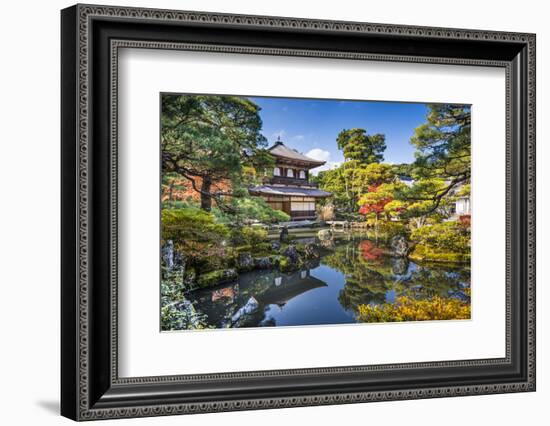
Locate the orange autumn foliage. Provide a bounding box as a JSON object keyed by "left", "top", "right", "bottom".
{"left": 162, "top": 177, "right": 232, "bottom": 203}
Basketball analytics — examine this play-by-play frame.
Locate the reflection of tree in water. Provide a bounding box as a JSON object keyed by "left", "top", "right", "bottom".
{"left": 324, "top": 237, "right": 470, "bottom": 316}
{"left": 182, "top": 236, "right": 471, "bottom": 329}
{"left": 395, "top": 265, "right": 470, "bottom": 300}
{"left": 323, "top": 239, "right": 391, "bottom": 314}
{"left": 338, "top": 269, "right": 387, "bottom": 312}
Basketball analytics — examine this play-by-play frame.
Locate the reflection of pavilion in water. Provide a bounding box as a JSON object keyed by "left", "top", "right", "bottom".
{"left": 191, "top": 264, "right": 327, "bottom": 328}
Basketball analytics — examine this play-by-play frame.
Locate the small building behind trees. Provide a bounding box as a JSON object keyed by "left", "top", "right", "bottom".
{"left": 249, "top": 140, "right": 332, "bottom": 220}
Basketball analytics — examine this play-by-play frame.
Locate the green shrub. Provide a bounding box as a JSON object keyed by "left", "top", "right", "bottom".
{"left": 278, "top": 257, "right": 302, "bottom": 272}
{"left": 409, "top": 244, "right": 469, "bottom": 263}
{"left": 161, "top": 301, "right": 211, "bottom": 331}
{"left": 162, "top": 207, "right": 229, "bottom": 243}
{"left": 161, "top": 207, "right": 230, "bottom": 271}
{"left": 213, "top": 197, "right": 290, "bottom": 225}
{"left": 196, "top": 269, "right": 238, "bottom": 288}
{"left": 241, "top": 226, "right": 268, "bottom": 245}
{"left": 410, "top": 221, "right": 470, "bottom": 263}
{"left": 253, "top": 242, "right": 272, "bottom": 255}
{"left": 378, "top": 221, "right": 408, "bottom": 239}
{"left": 234, "top": 245, "right": 252, "bottom": 254}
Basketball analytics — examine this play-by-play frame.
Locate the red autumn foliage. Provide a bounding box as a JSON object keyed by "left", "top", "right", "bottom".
{"left": 359, "top": 240, "right": 384, "bottom": 261}
{"left": 458, "top": 215, "right": 471, "bottom": 227}
{"left": 358, "top": 185, "right": 392, "bottom": 216}
{"left": 162, "top": 177, "right": 231, "bottom": 202}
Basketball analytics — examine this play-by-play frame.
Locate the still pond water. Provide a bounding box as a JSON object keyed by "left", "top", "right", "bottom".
{"left": 184, "top": 235, "right": 471, "bottom": 329}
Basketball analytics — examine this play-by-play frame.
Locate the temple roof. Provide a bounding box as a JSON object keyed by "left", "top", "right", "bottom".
{"left": 256, "top": 272, "right": 327, "bottom": 306}
{"left": 249, "top": 185, "right": 332, "bottom": 198}
{"left": 268, "top": 141, "right": 326, "bottom": 167}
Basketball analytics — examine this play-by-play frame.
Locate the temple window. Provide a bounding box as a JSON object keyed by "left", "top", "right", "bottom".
{"left": 273, "top": 167, "right": 280, "bottom": 176}
{"left": 299, "top": 170, "right": 306, "bottom": 179}
{"left": 287, "top": 169, "right": 294, "bottom": 178}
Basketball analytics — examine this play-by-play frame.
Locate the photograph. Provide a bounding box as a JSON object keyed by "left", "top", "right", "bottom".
{"left": 55, "top": 2, "right": 536, "bottom": 421}
{"left": 160, "top": 94, "right": 472, "bottom": 331}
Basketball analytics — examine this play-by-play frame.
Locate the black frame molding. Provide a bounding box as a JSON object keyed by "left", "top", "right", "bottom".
{"left": 61, "top": 4, "right": 536, "bottom": 421}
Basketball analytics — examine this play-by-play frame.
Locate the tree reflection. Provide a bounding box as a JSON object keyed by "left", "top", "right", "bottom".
{"left": 180, "top": 236, "right": 471, "bottom": 329}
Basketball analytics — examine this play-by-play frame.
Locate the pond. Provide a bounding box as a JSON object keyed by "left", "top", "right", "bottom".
{"left": 180, "top": 235, "right": 471, "bottom": 329}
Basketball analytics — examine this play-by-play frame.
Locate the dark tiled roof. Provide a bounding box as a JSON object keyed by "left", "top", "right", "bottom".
{"left": 248, "top": 185, "right": 332, "bottom": 198}
{"left": 268, "top": 141, "right": 325, "bottom": 166}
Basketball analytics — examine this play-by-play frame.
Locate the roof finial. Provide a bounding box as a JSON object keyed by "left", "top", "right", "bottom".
{"left": 277, "top": 135, "right": 281, "bottom": 142}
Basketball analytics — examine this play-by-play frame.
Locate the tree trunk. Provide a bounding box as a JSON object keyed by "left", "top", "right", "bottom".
{"left": 168, "top": 180, "right": 174, "bottom": 201}
{"left": 200, "top": 176, "right": 213, "bottom": 211}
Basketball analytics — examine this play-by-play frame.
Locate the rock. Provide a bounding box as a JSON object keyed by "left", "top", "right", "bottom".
{"left": 282, "top": 245, "right": 300, "bottom": 264}
{"left": 254, "top": 256, "right": 273, "bottom": 269}
{"left": 317, "top": 229, "right": 332, "bottom": 240}
{"left": 161, "top": 240, "right": 174, "bottom": 270}
{"left": 390, "top": 235, "right": 410, "bottom": 257}
{"left": 231, "top": 296, "right": 259, "bottom": 324}
{"left": 173, "top": 250, "right": 184, "bottom": 269}
{"left": 237, "top": 252, "right": 254, "bottom": 272}
{"left": 196, "top": 269, "right": 238, "bottom": 288}
{"left": 391, "top": 257, "right": 410, "bottom": 276}
{"left": 304, "top": 243, "right": 321, "bottom": 260}
{"left": 271, "top": 241, "right": 281, "bottom": 251}
{"left": 279, "top": 245, "right": 301, "bottom": 272}
{"left": 279, "top": 226, "right": 289, "bottom": 242}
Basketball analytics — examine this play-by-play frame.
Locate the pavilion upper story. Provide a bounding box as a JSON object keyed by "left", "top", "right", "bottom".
{"left": 249, "top": 140, "right": 332, "bottom": 220}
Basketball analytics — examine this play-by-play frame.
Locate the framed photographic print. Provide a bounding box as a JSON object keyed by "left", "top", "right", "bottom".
{"left": 61, "top": 4, "right": 536, "bottom": 421}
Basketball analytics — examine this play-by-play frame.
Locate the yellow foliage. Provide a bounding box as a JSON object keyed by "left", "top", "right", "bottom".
{"left": 357, "top": 296, "right": 470, "bottom": 322}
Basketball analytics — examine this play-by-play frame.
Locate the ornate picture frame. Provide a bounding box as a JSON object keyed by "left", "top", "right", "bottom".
{"left": 61, "top": 4, "right": 535, "bottom": 421}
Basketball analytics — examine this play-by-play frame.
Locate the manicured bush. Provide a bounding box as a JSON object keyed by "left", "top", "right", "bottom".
{"left": 409, "top": 244, "right": 468, "bottom": 263}
{"left": 357, "top": 296, "right": 470, "bottom": 322}
{"left": 409, "top": 221, "right": 470, "bottom": 263}
{"left": 253, "top": 242, "right": 273, "bottom": 255}
{"left": 241, "top": 226, "right": 268, "bottom": 245}
{"left": 230, "top": 226, "right": 269, "bottom": 246}
{"left": 161, "top": 207, "right": 230, "bottom": 272}
{"left": 162, "top": 207, "right": 229, "bottom": 243}
{"left": 232, "top": 245, "right": 250, "bottom": 254}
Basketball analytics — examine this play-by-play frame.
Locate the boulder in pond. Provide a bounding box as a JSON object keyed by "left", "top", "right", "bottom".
{"left": 254, "top": 256, "right": 273, "bottom": 269}
{"left": 304, "top": 243, "right": 321, "bottom": 260}
{"left": 271, "top": 241, "right": 281, "bottom": 251}
{"left": 282, "top": 245, "right": 300, "bottom": 264}
{"left": 237, "top": 252, "right": 254, "bottom": 272}
{"left": 390, "top": 235, "right": 410, "bottom": 257}
{"left": 391, "top": 257, "right": 410, "bottom": 276}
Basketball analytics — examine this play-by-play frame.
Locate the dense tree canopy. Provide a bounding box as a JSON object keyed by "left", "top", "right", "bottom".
{"left": 405, "top": 104, "right": 471, "bottom": 213}
{"left": 161, "top": 95, "right": 273, "bottom": 211}
{"left": 336, "top": 128, "right": 386, "bottom": 163}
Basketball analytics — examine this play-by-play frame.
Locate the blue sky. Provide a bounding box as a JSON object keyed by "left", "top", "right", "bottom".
{"left": 248, "top": 96, "right": 430, "bottom": 175}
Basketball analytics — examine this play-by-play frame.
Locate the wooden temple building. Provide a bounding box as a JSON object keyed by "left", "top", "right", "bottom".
{"left": 249, "top": 140, "right": 332, "bottom": 220}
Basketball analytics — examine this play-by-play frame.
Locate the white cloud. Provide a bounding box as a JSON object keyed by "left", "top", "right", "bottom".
{"left": 305, "top": 149, "right": 342, "bottom": 175}
{"left": 306, "top": 148, "right": 331, "bottom": 162}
